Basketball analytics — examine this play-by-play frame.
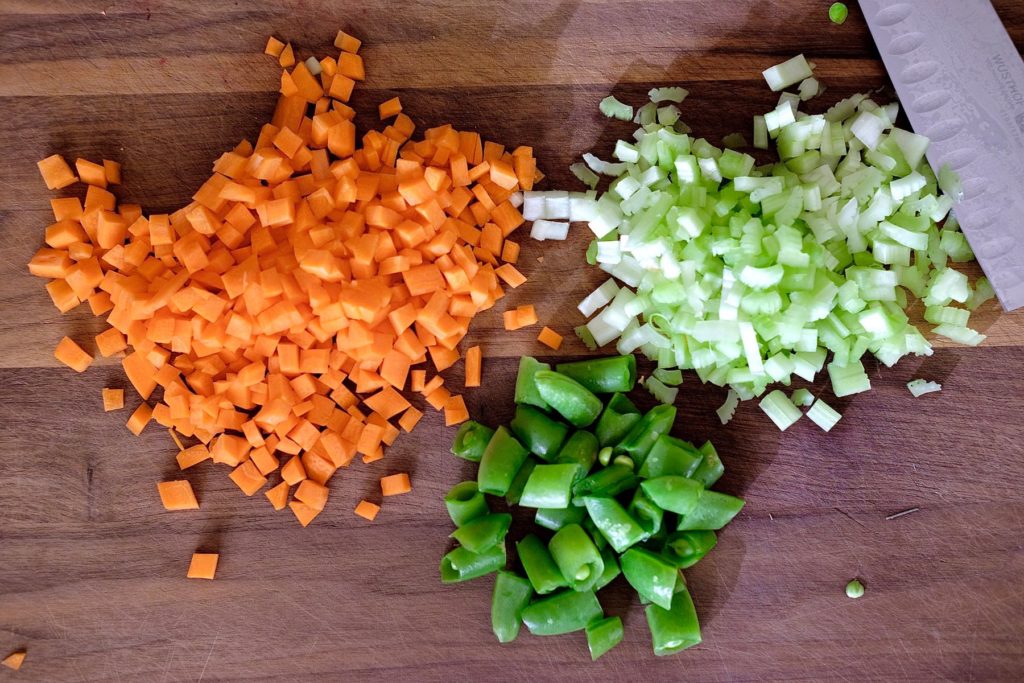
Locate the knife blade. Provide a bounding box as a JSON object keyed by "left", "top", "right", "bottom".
{"left": 862, "top": 0, "right": 1024, "bottom": 311}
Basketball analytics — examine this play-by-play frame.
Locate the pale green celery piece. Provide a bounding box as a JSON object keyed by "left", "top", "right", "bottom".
{"left": 716, "top": 389, "right": 739, "bottom": 425}
{"left": 931, "top": 324, "right": 986, "bottom": 347}
{"left": 600, "top": 95, "right": 634, "bottom": 121}
{"left": 649, "top": 86, "right": 688, "bottom": 103}
{"left": 753, "top": 115, "right": 769, "bottom": 149}
{"left": 759, "top": 389, "right": 803, "bottom": 430}
{"left": 652, "top": 368, "right": 683, "bottom": 386}
{"left": 924, "top": 305, "right": 969, "bottom": 327}
{"left": 790, "top": 388, "right": 814, "bottom": 407}
{"left": 806, "top": 398, "right": 842, "bottom": 432}
{"left": 907, "top": 379, "right": 942, "bottom": 397}
{"left": 967, "top": 277, "right": 995, "bottom": 310}
{"left": 571, "top": 162, "right": 600, "bottom": 190}
{"left": 575, "top": 325, "right": 598, "bottom": 351}
{"left": 827, "top": 359, "right": 871, "bottom": 397}
{"left": 939, "top": 229, "right": 974, "bottom": 262}
{"left": 722, "top": 133, "right": 748, "bottom": 149}
{"left": 644, "top": 376, "right": 679, "bottom": 405}
{"left": 938, "top": 164, "right": 963, "bottom": 200}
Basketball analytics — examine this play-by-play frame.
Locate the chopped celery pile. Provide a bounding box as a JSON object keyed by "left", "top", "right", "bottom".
{"left": 566, "top": 58, "right": 988, "bottom": 430}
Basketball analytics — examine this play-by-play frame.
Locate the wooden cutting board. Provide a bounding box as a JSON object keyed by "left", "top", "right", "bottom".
{"left": 1, "top": 1, "right": 1022, "bottom": 680}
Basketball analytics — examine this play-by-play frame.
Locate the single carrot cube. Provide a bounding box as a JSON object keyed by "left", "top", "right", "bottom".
{"left": 187, "top": 552, "right": 218, "bottom": 579}
{"left": 378, "top": 97, "right": 402, "bottom": 119}
{"left": 354, "top": 499, "right": 380, "bottom": 521}
{"left": 54, "top": 336, "right": 93, "bottom": 372}
{"left": 102, "top": 387, "right": 124, "bottom": 412}
{"left": 157, "top": 480, "right": 199, "bottom": 510}
{"left": 37, "top": 154, "right": 77, "bottom": 189}
{"left": 537, "top": 326, "right": 564, "bottom": 350}
{"left": 381, "top": 472, "right": 411, "bottom": 496}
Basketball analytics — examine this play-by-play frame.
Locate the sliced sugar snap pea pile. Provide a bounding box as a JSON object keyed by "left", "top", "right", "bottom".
{"left": 440, "top": 354, "right": 744, "bottom": 659}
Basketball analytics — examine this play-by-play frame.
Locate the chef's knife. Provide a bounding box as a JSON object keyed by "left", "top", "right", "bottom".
{"left": 862, "top": 0, "right": 1024, "bottom": 311}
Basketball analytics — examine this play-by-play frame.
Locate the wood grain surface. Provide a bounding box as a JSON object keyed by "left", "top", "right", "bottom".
{"left": 1, "top": 1, "right": 1023, "bottom": 681}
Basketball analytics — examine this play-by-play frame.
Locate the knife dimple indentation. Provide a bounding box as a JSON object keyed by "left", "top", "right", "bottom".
{"left": 900, "top": 61, "right": 939, "bottom": 85}
{"left": 910, "top": 89, "right": 948, "bottom": 113}
{"left": 962, "top": 176, "right": 988, "bottom": 198}
{"left": 926, "top": 117, "right": 964, "bottom": 142}
{"left": 941, "top": 147, "right": 978, "bottom": 169}
{"left": 873, "top": 3, "right": 913, "bottom": 27}
{"left": 888, "top": 31, "right": 926, "bottom": 56}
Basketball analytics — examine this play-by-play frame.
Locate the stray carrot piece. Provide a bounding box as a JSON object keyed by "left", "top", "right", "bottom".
{"left": 295, "top": 479, "right": 329, "bottom": 511}
{"left": 420, "top": 375, "right": 444, "bottom": 397}
{"left": 2, "top": 651, "right": 26, "bottom": 671}
{"left": 228, "top": 460, "right": 268, "bottom": 496}
{"left": 37, "top": 154, "right": 78, "bottom": 189}
{"left": 168, "top": 429, "right": 185, "bottom": 451}
{"left": 398, "top": 406, "right": 423, "bottom": 433}
{"left": 495, "top": 263, "right": 526, "bottom": 288}
{"left": 127, "top": 403, "right": 153, "bottom": 436}
{"left": 504, "top": 304, "right": 538, "bottom": 331}
{"left": 265, "top": 481, "right": 289, "bottom": 510}
{"left": 516, "top": 305, "right": 539, "bottom": 326}
{"left": 334, "top": 30, "right": 362, "bottom": 54}
{"left": 281, "top": 455, "right": 307, "bottom": 485}
{"left": 157, "top": 480, "right": 199, "bottom": 510}
{"left": 378, "top": 97, "right": 402, "bottom": 119}
{"left": 102, "top": 387, "right": 124, "bottom": 412}
{"left": 250, "top": 446, "right": 280, "bottom": 475}
{"left": 354, "top": 499, "right": 380, "bottom": 520}
{"left": 265, "top": 35, "right": 286, "bottom": 57}
{"left": 501, "top": 240, "right": 520, "bottom": 264}
{"left": 444, "top": 394, "right": 469, "bottom": 426}
{"left": 465, "top": 345, "right": 482, "bottom": 388}
{"left": 338, "top": 52, "right": 365, "bottom": 81}
{"left": 54, "top": 336, "right": 92, "bottom": 373}
{"left": 537, "top": 326, "right": 564, "bottom": 350}
{"left": 364, "top": 386, "right": 410, "bottom": 419}
{"left": 103, "top": 159, "right": 122, "bottom": 185}
{"left": 289, "top": 500, "right": 321, "bottom": 527}
{"left": 176, "top": 444, "right": 211, "bottom": 470}
{"left": 425, "top": 385, "right": 451, "bottom": 411}
{"left": 75, "top": 158, "right": 107, "bottom": 188}
{"left": 279, "top": 42, "right": 296, "bottom": 68}
{"left": 95, "top": 327, "right": 127, "bottom": 357}
{"left": 410, "top": 369, "right": 426, "bottom": 392}
{"left": 187, "top": 552, "right": 218, "bottom": 579}
{"left": 380, "top": 472, "right": 411, "bottom": 496}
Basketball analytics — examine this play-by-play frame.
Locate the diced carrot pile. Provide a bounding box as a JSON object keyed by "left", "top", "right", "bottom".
{"left": 28, "top": 32, "right": 542, "bottom": 527}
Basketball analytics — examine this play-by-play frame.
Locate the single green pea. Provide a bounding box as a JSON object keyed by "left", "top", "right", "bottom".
{"left": 846, "top": 578, "right": 865, "bottom": 599}
{"left": 598, "top": 446, "right": 613, "bottom": 466}
{"left": 829, "top": 2, "right": 848, "bottom": 25}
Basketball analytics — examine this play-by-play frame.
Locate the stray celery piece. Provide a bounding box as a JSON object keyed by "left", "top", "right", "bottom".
{"left": 907, "top": 379, "right": 942, "bottom": 397}
{"left": 599, "top": 95, "right": 633, "bottom": 121}
{"left": 790, "top": 388, "right": 814, "bottom": 407}
{"left": 806, "top": 398, "right": 842, "bottom": 432}
{"left": 759, "top": 389, "right": 803, "bottom": 430}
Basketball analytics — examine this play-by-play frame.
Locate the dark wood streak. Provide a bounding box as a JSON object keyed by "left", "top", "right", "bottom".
{"left": 0, "top": 1, "right": 1023, "bottom": 681}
